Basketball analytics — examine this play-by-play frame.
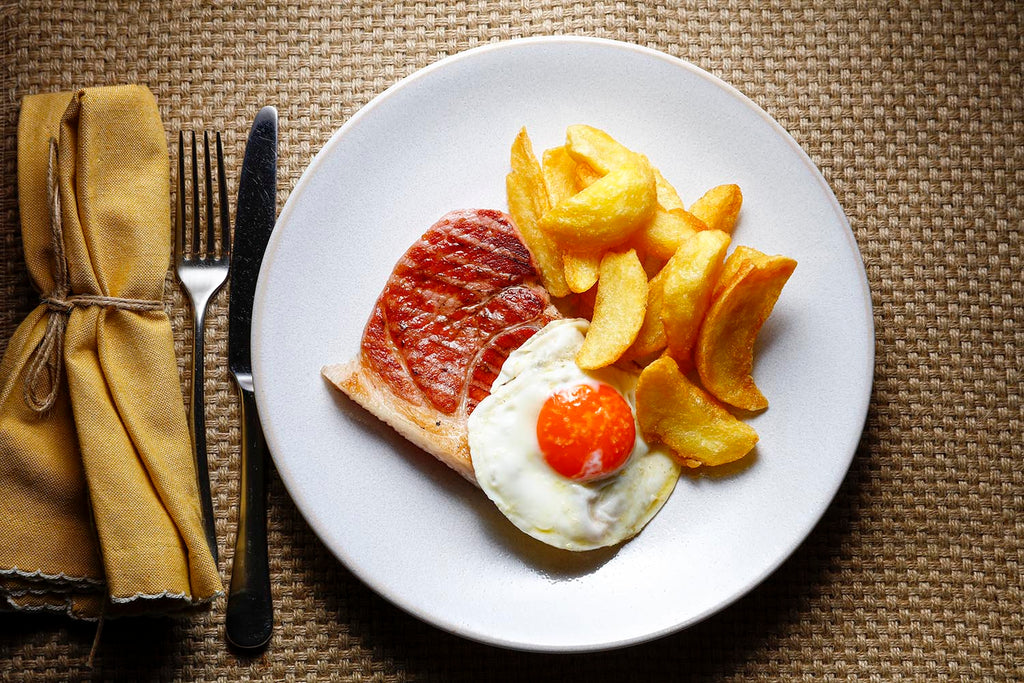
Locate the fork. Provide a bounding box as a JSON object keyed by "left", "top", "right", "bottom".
{"left": 175, "top": 130, "right": 230, "bottom": 565}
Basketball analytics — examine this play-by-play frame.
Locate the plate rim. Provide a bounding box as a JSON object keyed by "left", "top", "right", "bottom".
{"left": 253, "top": 34, "right": 875, "bottom": 652}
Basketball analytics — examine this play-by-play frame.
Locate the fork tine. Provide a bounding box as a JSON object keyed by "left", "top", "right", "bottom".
{"left": 204, "top": 131, "right": 215, "bottom": 259}
{"left": 175, "top": 130, "right": 185, "bottom": 262}
{"left": 216, "top": 132, "right": 231, "bottom": 259}
{"left": 191, "top": 131, "right": 200, "bottom": 257}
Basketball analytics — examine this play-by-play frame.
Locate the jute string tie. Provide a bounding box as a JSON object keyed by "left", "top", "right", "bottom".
{"left": 23, "top": 138, "right": 163, "bottom": 413}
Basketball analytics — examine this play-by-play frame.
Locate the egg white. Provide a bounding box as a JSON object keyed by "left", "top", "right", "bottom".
{"left": 468, "top": 318, "right": 681, "bottom": 551}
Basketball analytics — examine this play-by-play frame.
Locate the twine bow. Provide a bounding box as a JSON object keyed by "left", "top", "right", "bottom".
{"left": 22, "top": 138, "right": 164, "bottom": 413}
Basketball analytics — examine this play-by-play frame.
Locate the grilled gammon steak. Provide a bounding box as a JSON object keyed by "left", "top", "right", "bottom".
{"left": 322, "top": 209, "right": 560, "bottom": 482}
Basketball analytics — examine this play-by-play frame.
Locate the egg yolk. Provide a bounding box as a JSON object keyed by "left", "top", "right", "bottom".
{"left": 536, "top": 383, "right": 637, "bottom": 481}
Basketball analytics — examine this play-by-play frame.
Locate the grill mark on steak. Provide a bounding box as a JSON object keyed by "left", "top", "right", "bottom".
{"left": 360, "top": 304, "right": 424, "bottom": 405}
{"left": 360, "top": 209, "right": 559, "bottom": 417}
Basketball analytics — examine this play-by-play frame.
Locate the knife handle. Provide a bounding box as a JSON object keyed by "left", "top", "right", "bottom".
{"left": 225, "top": 376, "right": 273, "bottom": 651}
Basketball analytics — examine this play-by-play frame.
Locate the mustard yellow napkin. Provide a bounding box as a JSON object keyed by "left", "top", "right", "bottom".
{"left": 0, "top": 85, "right": 222, "bottom": 618}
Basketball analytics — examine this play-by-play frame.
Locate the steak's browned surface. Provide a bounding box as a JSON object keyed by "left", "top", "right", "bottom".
{"left": 323, "top": 209, "right": 559, "bottom": 481}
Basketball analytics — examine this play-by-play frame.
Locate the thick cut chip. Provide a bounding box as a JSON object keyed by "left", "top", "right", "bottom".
{"left": 565, "top": 124, "right": 633, "bottom": 172}
{"left": 563, "top": 251, "right": 601, "bottom": 294}
{"left": 624, "top": 267, "right": 668, "bottom": 360}
{"left": 540, "top": 155, "right": 657, "bottom": 252}
{"left": 689, "top": 184, "right": 743, "bottom": 234}
{"left": 712, "top": 242, "right": 748, "bottom": 298}
{"left": 542, "top": 145, "right": 579, "bottom": 206}
{"left": 565, "top": 124, "right": 684, "bottom": 210}
{"left": 695, "top": 246, "right": 797, "bottom": 411}
{"left": 576, "top": 249, "right": 647, "bottom": 369}
{"left": 660, "top": 229, "right": 731, "bottom": 369}
{"left": 632, "top": 207, "right": 707, "bottom": 262}
{"left": 636, "top": 356, "right": 758, "bottom": 467}
{"left": 574, "top": 161, "right": 603, "bottom": 191}
{"left": 507, "top": 128, "right": 569, "bottom": 297}
{"left": 652, "top": 172, "right": 686, "bottom": 213}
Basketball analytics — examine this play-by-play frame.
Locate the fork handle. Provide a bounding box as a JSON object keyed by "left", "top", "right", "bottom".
{"left": 225, "top": 375, "right": 273, "bottom": 651}
{"left": 191, "top": 309, "right": 219, "bottom": 564}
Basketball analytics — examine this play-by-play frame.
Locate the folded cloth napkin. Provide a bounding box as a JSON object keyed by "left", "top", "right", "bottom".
{"left": 0, "top": 85, "right": 222, "bottom": 618}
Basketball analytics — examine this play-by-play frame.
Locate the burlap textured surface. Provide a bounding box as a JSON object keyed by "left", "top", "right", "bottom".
{"left": 1, "top": 1, "right": 1020, "bottom": 680}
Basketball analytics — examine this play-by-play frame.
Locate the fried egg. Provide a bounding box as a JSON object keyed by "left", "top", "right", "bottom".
{"left": 468, "top": 318, "right": 681, "bottom": 551}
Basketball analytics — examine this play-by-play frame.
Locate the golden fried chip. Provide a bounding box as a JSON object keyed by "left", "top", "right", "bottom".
{"left": 542, "top": 145, "right": 579, "bottom": 206}
{"left": 624, "top": 267, "right": 668, "bottom": 360}
{"left": 563, "top": 251, "right": 601, "bottom": 294}
{"left": 660, "top": 229, "right": 731, "bottom": 369}
{"left": 565, "top": 124, "right": 684, "bottom": 210}
{"left": 689, "top": 184, "right": 743, "bottom": 234}
{"left": 540, "top": 155, "right": 657, "bottom": 252}
{"left": 636, "top": 356, "right": 759, "bottom": 467}
{"left": 576, "top": 249, "right": 648, "bottom": 369}
{"left": 695, "top": 246, "right": 796, "bottom": 411}
{"left": 574, "top": 161, "right": 603, "bottom": 191}
{"left": 652, "top": 172, "right": 686, "bottom": 213}
{"left": 632, "top": 207, "right": 707, "bottom": 262}
{"left": 507, "top": 128, "right": 569, "bottom": 297}
{"left": 565, "top": 123, "right": 632, "bottom": 172}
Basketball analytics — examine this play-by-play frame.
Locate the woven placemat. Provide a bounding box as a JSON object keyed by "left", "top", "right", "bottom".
{"left": 1, "top": 1, "right": 1021, "bottom": 680}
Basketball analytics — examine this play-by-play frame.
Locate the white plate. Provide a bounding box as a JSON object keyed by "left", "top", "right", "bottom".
{"left": 252, "top": 36, "right": 874, "bottom": 652}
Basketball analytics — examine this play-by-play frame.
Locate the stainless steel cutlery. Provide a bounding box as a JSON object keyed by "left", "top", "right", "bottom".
{"left": 223, "top": 106, "right": 279, "bottom": 652}
{"left": 174, "top": 130, "right": 230, "bottom": 565}
{"left": 175, "top": 109, "right": 278, "bottom": 651}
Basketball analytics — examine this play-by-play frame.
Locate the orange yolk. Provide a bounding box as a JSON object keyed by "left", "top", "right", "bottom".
{"left": 536, "top": 383, "right": 637, "bottom": 481}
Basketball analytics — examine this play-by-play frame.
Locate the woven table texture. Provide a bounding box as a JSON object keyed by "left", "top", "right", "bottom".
{"left": 1, "top": 1, "right": 1021, "bottom": 681}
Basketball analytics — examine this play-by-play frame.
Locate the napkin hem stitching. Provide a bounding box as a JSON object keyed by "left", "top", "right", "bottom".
{"left": 1, "top": 589, "right": 225, "bottom": 620}
{"left": 110, "top": 589, "right": 222, "bottom": 604}
{"left": 1, "top": 566, "right": 104, "bottom": 586}
{"left": 2, "top": 594, "right": 99, "bottom": 621}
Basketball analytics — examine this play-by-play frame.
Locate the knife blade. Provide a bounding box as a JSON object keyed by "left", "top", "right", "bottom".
{"left": 225, "top": 105, "right": 277, "bottom": 652}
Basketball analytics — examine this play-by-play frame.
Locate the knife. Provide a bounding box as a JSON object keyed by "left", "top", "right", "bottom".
{"left": 225, "top": 106, "right": 277, "bottom": 651}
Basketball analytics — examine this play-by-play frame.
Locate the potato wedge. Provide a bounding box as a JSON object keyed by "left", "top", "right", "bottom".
{"left": 636, "top": 356, "right": 759, "bottom": 467}
{"left": 565, "top": 123, "right": 633, "bottom": 172}
{"left": 695, "top": 247, "right": 796, "bottom": 411}
{"left": 574, "top": 161, "right": 604, "bottom": 191}
{"left": 563, "top": 251, "right": 601, "bottom": 294}
{"left": 542, "top": 145, "right": 579, "bottom": 207}
{"left": 624, "top": 267, "right": 668, "bottom": 360}
{"left": 711, "top": 245, "right": 776, "bottom": 298}
{"left": 632, "top": 207, "right": 707, "bottom": 262}
{"left": 660, "top": 229, "right": 731, "bottom": 369}
{"left": 712, "top": 243, "right": 747, "bottom": 299}
{"left": 576, "top": 249, "right": 647, "bottom": 369}
{"left": 540, "top": 155, "right": 657, "bottom": 252}
{"left": 689, "top": 184, "right": 743, "bottom": 234}
{"left": 652, "top": 171, "right": 686, "bottom": 213}
{"left": 507, "top": 128, "right": 569, "bottom": 297}
{"left": 565, "top": 124, "right": 684, "bottom": 210}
